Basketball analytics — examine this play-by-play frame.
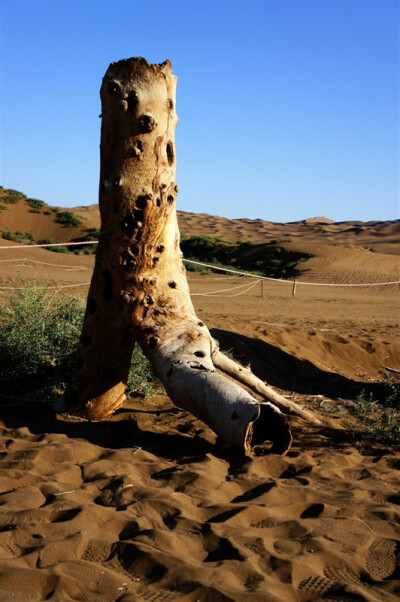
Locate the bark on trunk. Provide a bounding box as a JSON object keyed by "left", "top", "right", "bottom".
{"left": 65, "top": 57, "right": 312, "bottom": 454}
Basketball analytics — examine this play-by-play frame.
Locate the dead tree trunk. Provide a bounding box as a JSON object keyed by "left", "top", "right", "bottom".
{"left": 67, "top": 57, "right": 316, "bottom": 454}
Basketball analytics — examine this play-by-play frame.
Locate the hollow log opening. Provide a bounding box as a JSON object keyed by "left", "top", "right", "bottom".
{"left": 64, "top": 56, "right": 316, "bottom": 453}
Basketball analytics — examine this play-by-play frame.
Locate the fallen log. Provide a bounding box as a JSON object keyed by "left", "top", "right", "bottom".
{"left": 66, "top": 57, "right": 317, "bottom": 454}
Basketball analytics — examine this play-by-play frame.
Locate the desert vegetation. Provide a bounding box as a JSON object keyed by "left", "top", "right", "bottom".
{"left": 26, "top": 198, "right": 46, "bottom": 212}
{"left": 348, "top": 381, "right": 400, "bottom": 442}
{"left": 1, "top": 230, "right": 35, "bottom": 245}
{"left": 0, "top": 187, "right": 26, "bottom": 205}
{"left": 181, "top": 235, "right": 310, "bottom": 278}
{"left": 55, "top": 210, "right": 83, "bottom": 227}
{"left": 0, "top": 285, "right": 159, "bottom": 404}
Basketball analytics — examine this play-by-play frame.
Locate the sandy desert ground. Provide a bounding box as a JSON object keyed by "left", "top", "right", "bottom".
{"left": 0, "top": 198, "right": 399, "bottom": 601}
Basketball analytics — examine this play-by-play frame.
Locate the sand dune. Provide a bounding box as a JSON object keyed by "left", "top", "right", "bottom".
{"left": 0, "top": 194, "right": 399, "bottom": 600}
{"left": 1, "top": 194, "right": 399, "bottom": 255}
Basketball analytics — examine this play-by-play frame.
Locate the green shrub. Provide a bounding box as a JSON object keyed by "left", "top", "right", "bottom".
{"left": 185, "top": 262, "right": 208, "bottom": 273}
{"left": 349, "top": 381, "right": 400, "bottom": 442}
{"left": 126, "top": 346, "right": 161, "bottom": 398}
{"left": 37, "top": 238, "right": 73, "bottom": 253}
{"left": 55, "top": 211, "right": 82, "bottom": 227}
{"left": 1, "top": 230, "right": 35, "bottom": 244}
{"left": 26, "top": 198, "right": 46, "bottom": 210}
{"left": 37, "top": 238, "right": 70, "bottom": 253}
{"left": 47, "top": 246, "right": 71, "bottom": 253}
{"left": 68, "top": 229, "right": 100, "bottom": 254}
{"left": 1, "top": 189, "right": 25, "bottom": 204}
{"left": 84, "top": 227, "right": 101, "bottom": 240}
{"left": 0, "top": 285, "right": 160, "bottom": 403}
{"left": 38, "top": 238, "right": 56, "bottom": 245}
{"left": 0, "top": 286, "right": 85, "bottom": 400}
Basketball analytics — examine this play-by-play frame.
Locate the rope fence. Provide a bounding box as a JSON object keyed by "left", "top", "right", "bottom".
{"left": 191, "top": 278, "right": 261, "bottom": 297}
{"left": 1, "top": 241, "right": 399, "bottom": 296}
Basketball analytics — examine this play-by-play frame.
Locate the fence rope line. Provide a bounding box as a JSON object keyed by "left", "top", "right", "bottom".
{"left": 0, "top": 241, "right": 98, "bottom": 249}
{"left": 0, "top": 257, "right": 91, "bottom": 270}
{"left": 0, "top": 283, "right": 91, "bottom": 290}
{"left": 191, "top": 278, "right": 260, "bottom": 296}
{"left": 191, "top": 279, "right": 260, "bottom": 297}
{"left": 0, "top": 241, "right": 399, "bottom": 287}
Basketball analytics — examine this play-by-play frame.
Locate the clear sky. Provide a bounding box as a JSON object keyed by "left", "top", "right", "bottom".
{"left": 1, "top": 0, "right": 399, "bottom": 222}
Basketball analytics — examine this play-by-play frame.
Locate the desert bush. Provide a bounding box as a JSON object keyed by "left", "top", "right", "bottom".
{"left": 55, "top": 211, "right": 83, "bottom": 227}
{"left": 84, "top": 227, "right": 101, "bottom": 240}
{"left": 349, "top": 381, "right": 400, "bottom": 443}
{"left": 26, "top": 198, "right": 46, "bottom": 210}
{"left": 0, "top": 285, "right": 160, "bottom": 404}
{"left": 1, "top": 230, "right": 35, "bottom": 244}
{"left": 185, "top": 262, "right": 208, "bottom": 273}
{"left": 0, "top": 286, "right": 84, "bottom": 400}
{"left": 67, "top": 229, "right": 100, "bottom": 254}
{"left": 50, "top": 246, "right": 71, "bottom": 253}
{"left": 38, "top": 238, "right": 56, "bottom": 245}
{"left": 127, "top": 346, "right": 162, "bottom": 398}
{"left": 1, "top": 189, "right": 25, "bottom": 204}
{"left": 37, "top": 238, "right": 70, "bottom": 253}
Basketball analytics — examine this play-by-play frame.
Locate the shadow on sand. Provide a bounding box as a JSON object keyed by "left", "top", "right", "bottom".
{"left": 211, "top": 327, "right": 389, "bottom": 401}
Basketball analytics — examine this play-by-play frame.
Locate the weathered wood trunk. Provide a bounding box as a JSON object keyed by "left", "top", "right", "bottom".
{"left": 66, "top": 57, "right": 315, "bottom": 454}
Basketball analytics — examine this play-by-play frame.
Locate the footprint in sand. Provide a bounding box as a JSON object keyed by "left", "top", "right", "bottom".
{"left": 0, "top": 534, "right": 19, "bottom": 559}
{"left": 133, "top": 590, "right": 177, "bottom": 601}
{"left": 324, "top": 564, "right": 367, "bottom": 591}
{"left": 342, "top": 467, "right": 371, "bottom": 481}
{"left": 297, "top": 575, "right": 337, "bottom": 599}
{"left": 251, "top": 517, "right": 283, "bottom": 528}
{"left": 82, "top": 538, "right": 113, "bottom": 563}
{"left": 243, "top": 571, "right": 265, "bottom": 592}
{"left": 273, "top": 539, "right": 301, "bottom": 555}
{"left": 366, "top": 538, "right": 397, "bottom": 581}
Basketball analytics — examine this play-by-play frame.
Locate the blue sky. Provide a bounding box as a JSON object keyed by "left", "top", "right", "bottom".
{"left": 1, "top": 0, "right": 399, "bottom": 222}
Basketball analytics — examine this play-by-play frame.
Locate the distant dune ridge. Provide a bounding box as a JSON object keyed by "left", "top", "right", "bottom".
{"left": 1, "top": 191, "right": 399, "bottom": 286}
{"left": 0, "top": 188, "right": 399, "bottom": 600}
{"left": 1, "top": 190, "right": 399, "bottom": 254}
